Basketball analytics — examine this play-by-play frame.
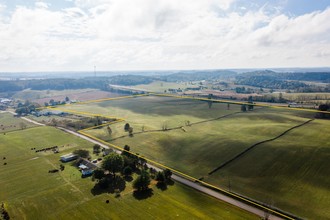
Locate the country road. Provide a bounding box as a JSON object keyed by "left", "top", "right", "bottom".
{"left": 56, "top": 126, "right": 284, "bottom": 220}
{"left": 0, "top": 110, "right": 45, "bottom": 126}
{"left": 10, "top": 113, "right": 285, "bottom": 220}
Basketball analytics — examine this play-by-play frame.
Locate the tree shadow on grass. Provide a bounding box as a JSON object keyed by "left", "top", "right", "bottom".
{"left": 133, "top": 188, "right": 153, "bottom": 200}
{"left": 91, "top": 175, "right": 126, "bottom": 196}
{"left": 156, "top": 182, "right": 168, "bottom": 191}
{"left": 166, "top": 179, "right": 175, "bottom": 186}
{"left": 124, "top": 175, "right": 133, "bottom": 182}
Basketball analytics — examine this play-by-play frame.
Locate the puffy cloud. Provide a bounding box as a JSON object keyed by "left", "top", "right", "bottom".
{"left": 0, "top": 1, "right": 329, "bottom": 71}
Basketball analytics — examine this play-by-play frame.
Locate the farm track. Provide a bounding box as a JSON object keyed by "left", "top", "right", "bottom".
{"left": 207, "top": 119, "right": 314, "bottom": 176}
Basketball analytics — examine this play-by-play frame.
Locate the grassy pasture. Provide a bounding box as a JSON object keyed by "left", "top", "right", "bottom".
{"left": 13, "top": 88, "right": 121, "bottom": 104}
{"left": 0, "top": 112, "right": 37, "bottom": 133}
{"left": 131, "top": 81, "right": 196, "bottom": 92}
{"left": 63, "top": 96, "right": 242, "bottom": 130}
{"left": 267, "top": 92, "right": 330, "bottom": 104}
{"left": 85, "top": 112, "right": 306, "bottom": 179}
{"left": 205, "top": 119, "right": 330, "bottom": 220}
{"left": 13, "top": 89, "right": 97, "bottom": 100}
{"left": 0, "top": 126, "right": 257, "bottom": 219}
{"left": 62, "top": 96, "right": 310, "bottom": 178}
{"left": 58, "top": 95, "right": 330, "bottom": 219}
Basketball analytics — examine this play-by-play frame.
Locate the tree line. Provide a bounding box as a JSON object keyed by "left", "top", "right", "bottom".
{"left": 0, "top": 75, "right": 155, "bottom": 93}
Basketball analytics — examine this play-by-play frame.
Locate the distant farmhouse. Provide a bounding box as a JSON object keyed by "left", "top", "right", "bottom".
{"left": 79, "top": 158, "right": 98, "bottom": 177}
{"left": 0, "top": 98, "right": 12, "bottom": 110}
{"left": 167, "top": 88, "right": 183, "bottom": 93}
{"left": 0, "top": 98, "right": 12, "bottom": 104}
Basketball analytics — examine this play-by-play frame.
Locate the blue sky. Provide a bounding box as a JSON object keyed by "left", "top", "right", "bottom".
{"left": 0, "top": 0, "right": 329, "bottom": 71}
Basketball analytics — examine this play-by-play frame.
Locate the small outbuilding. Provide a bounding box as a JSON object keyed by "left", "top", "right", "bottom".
{"left": 60, "top": 153, "right": 77, "bottom": 162}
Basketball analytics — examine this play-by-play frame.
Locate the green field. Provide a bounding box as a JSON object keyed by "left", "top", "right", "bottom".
{"left": 12, "top": 89, "right": 97, "bottom": 100}
{"left": 0, "top": 112, "right": 37, "bottom": 133}
{"left": 205, "top": 119, "right": 330, "bottom": 220}
{"left": 63, "top": 96, "right": 242, "bottom": 129}
{"left": 131, "top": 81, "right": 196, "bottom": 93}
{"left": 267, "top": 92, "right": 330, "bottom": 104}
{"left": 0, "top": 126, "right": 257, "bottom": 219}
{"left": 56, "top": 95, "right": 330, "bottom": 219}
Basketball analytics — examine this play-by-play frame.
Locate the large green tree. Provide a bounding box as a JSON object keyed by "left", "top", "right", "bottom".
{"left": 73, "top": 149, "right": 90, "bottom": 158}
{"left": 133, "top": 170, "right": 151, "bottom": 191}
{"left": 102, "top": 153, "right": 124, "bottom": 177}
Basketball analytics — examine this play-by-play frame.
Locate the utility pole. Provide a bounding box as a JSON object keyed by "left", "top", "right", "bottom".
{"left": 94, "top": 65, "right": 96, "bottom": 78}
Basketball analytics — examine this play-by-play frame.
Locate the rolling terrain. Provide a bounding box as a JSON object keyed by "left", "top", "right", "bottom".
{"left": 55, "top": 95, "right": 330, "bottom": 219}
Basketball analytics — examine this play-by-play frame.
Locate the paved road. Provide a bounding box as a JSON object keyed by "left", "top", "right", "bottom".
{"left": 57, "top": 127, "right": 284, "bottom": 220}
{"left": 20, "top": 116, "right": 45, "bottom": 126}
{"left": 2, "top": 110, "right": 285, "bottom": 220}
{"left": 4, "top": 112, "right": 286, "bottom": 219}
{"left": 1, "top": 110, "right": 45, "bottom": 126}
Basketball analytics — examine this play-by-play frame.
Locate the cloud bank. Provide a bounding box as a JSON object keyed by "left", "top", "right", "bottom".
{"left": 0, "top": 0, "right": 329, "bottom": 71}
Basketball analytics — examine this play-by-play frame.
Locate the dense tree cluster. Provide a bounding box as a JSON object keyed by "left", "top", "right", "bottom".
{"left": 0, "top": 75, "right": 155, "bottom": 93}
{"left": 73, "top": 149, "right": 90, "bottom": 159}
{"left": 236, "top": 75, "right": 308, "bottom": 90}
{"left": 15, "top": 100, "right": 38, "bottom": 115}
{"left": 316, "top": 104, "right": 330, "bottom": 119}
{"left": 133, "top": 170, "right": 151, "bottom": 191}
{"left": 235, "top": 71, "right": 330, "bottom": 92}
{"left": 102, "top": 153, "right": 125, "bottom": 177}
{"left": 160, "top": 70, "right": 237, "bottom": 82}
{"left": 59, "top": 116, "right": 112, "bottom": 130}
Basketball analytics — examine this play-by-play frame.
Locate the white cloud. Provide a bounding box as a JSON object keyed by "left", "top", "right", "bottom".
{"left": 35, "top": 2, "right": 50, "bottom": 9}
{"left": 0, "top": 1, "right": 329, "bottom": 71}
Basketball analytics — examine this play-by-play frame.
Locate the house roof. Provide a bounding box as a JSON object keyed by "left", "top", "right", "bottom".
{"left": 79, "top": 164, "right": 88, "bottom": 169}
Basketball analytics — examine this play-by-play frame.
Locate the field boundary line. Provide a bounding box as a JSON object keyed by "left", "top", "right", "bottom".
{"left": 106, "top": 112, "right": 241, "bottom": 141}
{"left": 45, "top": 93, "right": 299, "bottom": 220}
{"left": 208, "top": 119, "right": 314, "bottom": 175}
{"left": 77, "top": 128, "right": 295, "bottom": 220}
{"left": 36, "top": 93, "right": 149, "bottom": 110}
{"left": 0, "top": 126, "right": 39, "bottom": 134}
{"left": 153, "top": 93, "right": 330, "bottom": 115}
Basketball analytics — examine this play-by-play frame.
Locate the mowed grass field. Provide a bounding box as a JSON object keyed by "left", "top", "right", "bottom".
{"left": 0, "top": 112, "right": 37, "bottom": 133}
{"left": 131, "top": 81, "right": 196, "bottom": 93}
{"left": 205, "top": 119, "right": 330, "bottom": 220}
{"left": 0, "top": 126, "right": 257, "bottom": 219}
{"left": 57, "top": 95, "right": 330, "bottom": 219}
{"left": 62, "top": 96, "right": 310, "bottom": 177}
{"left": 62, "top": 96, "right": 242, "bottom": 130}
{"left": 13, "top": 88, "right": 122, "bottom": 104}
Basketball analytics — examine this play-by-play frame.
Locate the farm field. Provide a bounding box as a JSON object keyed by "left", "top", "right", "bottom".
{"left": 13, "top": 89, "right": 121, "bottom": 104}
{"left": 267, "top": 92, "right": 330, "bottom": 104}
{"left": 0, "top": 112, "right": 37, "bottom": 133}
{"left": 205, "top": 119, "right": 330, "bottom": 220}
{"left": 60, "top": 96, "right": 312, "bottom": 177}
{"left": 87, "top": 112, "right": 307, "bottom": 178}
{"left": 0, "top": 126, "right": 257, "bottom": 219}
{"left": 61, "top": 96, "right": 243, "bottom": 130}
{"left": 131, "top": 81, "right": 196, "bottom": 93}
{"left": 56, "top": 95, "right": 330, "bottom": 219}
